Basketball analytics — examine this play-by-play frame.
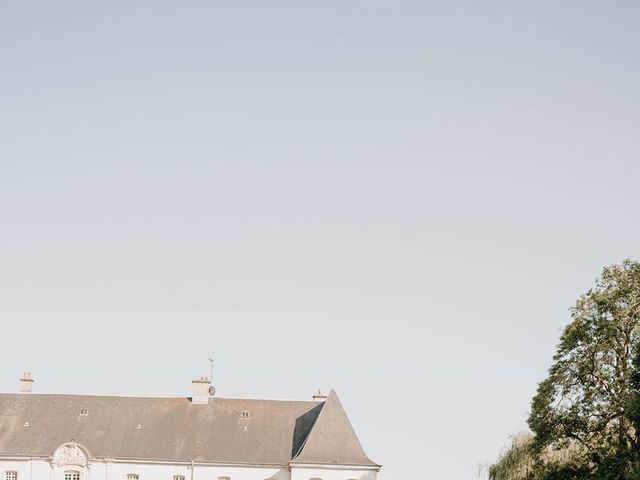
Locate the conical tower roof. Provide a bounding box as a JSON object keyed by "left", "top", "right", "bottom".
{"left": 291, "top": 390, "right": 378, "bottom": 467}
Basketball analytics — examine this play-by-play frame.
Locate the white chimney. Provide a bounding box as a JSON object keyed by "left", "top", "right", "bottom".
{"left": 20, "top": 372, "right": 34, "bottom": 393}
{"left": 312, "top": 389, "right": 327, "bottom": 401}
{"left": 191, "top": 376, "right": 212, "bottom": 404}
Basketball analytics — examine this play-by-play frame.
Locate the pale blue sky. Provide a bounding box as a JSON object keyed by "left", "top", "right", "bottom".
{"left": 1, "top": 2, "right": 639, "bottom": 479}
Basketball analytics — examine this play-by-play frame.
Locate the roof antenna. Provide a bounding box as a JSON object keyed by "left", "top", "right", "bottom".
{"left": 208, "top": 357, "right": 216, "bottom": 396}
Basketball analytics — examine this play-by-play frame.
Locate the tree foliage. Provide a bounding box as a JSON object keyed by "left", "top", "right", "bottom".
{"left": 489, "top": 260, "right": 640, "bottom": 480}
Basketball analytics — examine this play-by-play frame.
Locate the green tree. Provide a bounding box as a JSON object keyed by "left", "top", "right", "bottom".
{"left": 527, "top": 260, "right": 640, "bottom": 479}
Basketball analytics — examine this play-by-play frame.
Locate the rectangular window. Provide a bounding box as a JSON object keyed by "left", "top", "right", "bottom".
{"left": 173, "top": 476, "right": 185, "bottom": 480}
{"left": 127, "top": 475, "right": 139, "bottom": 480}
{"left": 64, "top": 473, "right": 80, "bottom": 480}
{"left": 6, "top": 473, "right": 18, "bottom": 480}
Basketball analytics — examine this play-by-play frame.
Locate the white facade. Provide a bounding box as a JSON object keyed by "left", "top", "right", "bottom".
{"left": 0, "top": 447, "right": 379, "bottom": 480}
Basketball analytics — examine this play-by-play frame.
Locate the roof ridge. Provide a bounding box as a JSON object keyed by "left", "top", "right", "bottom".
{"left": 0, "top": 392, "right": 318, "bottom": 403}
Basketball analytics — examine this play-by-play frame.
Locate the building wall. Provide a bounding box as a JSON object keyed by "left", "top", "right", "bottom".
{"left": 290, "top": 467, "right": 378, "bottom": 480}
{"left": 0, "top": 460, "right": 377, "bottom": 480}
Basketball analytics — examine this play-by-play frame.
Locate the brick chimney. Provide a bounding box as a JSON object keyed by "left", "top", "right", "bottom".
{"left": 191, "top": 376, "right": 212, "bottom": 404}
{"left": 19, "top": 372, "right": 34, "bottom": 393}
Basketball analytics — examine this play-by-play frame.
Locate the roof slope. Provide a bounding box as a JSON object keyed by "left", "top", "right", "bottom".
{"left": 0, "top": 394, "right": 323, "bottom": 465}
{"left": 291, "top": 390, "right": 378, "bottom": 467}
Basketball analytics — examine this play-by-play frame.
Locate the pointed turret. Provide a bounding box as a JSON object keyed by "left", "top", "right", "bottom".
{"left": 291, "top": 390, "right": 378, "bottom": 467}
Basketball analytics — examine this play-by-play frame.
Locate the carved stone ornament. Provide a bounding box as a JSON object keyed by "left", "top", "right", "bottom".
{"left": 52, "top": 442, "right": 88, "bottom": 467}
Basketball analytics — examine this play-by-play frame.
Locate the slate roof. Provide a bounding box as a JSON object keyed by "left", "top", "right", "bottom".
{"left": 291, "top": 390, "right": 377, "bottom": 466}
{"left": 0, "top": 390, "right": 377, "bottom": 467}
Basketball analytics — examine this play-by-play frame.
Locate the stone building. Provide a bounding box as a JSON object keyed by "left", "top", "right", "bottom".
{"left": 0, "top": 374, "right": 380, "bottom": 480}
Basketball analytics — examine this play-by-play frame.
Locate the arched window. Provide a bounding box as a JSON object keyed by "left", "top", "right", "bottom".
{"left": 64, "top": 472, "right": 80, "bottom": 480}
{"left": 5, "top": 472, "right": 18, "bottom": 480}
